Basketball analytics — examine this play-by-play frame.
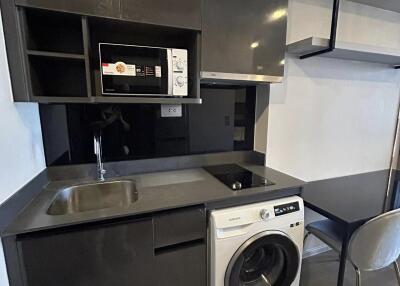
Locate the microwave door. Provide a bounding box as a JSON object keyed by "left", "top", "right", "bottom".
{"left": 167, "top": 49, "right": 173, "bottom": 95}
{"left": 100, "top": 44, "right": 169, "bottom": 96}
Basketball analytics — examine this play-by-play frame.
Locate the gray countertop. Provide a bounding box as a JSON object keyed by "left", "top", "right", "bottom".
{"left": 3, "top": 162, "right": 304, "bottom": 236}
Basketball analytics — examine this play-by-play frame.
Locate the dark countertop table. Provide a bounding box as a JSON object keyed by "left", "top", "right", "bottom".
{"left": 302, "top": 169, "right": 391, "bottom": 286}
{"left": 2, "top": 163, "right": 304, "bottom": 236}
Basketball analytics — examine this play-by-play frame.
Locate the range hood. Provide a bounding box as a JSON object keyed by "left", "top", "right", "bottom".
{"left": 200, "top": 71, "right": 283, "bottom": 84}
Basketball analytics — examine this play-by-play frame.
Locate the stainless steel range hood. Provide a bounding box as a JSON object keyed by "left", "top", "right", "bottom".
{"left": 200, "top": 71, "right": 283, "bottom": 85}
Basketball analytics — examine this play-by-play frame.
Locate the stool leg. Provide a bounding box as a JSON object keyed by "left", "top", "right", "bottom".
{"left": 394, "top": 261, "right": 400, "bottom": 286}
{"left": 303, "top": 232, "right": 311, "bottom": 246}
{"left": 355, "top": 267, "right": 362, "bottom": 286}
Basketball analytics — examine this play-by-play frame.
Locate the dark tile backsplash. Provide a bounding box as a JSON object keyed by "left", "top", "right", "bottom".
{"left": 39, "top": 86, "right": 256, "bottom": 166}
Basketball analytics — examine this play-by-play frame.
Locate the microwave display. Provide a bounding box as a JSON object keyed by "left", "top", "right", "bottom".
{"left": 99, "top": 43, "right": 188, "bottom": 97}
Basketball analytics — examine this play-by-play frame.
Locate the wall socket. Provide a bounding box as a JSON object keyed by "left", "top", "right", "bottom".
{"left": 161, "top": 104, "right": 182, "bottom": 117}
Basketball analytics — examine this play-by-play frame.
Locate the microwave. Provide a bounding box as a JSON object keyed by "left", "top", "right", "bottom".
{"left": 99, "top": 43, "right": 188, "bottom": 97}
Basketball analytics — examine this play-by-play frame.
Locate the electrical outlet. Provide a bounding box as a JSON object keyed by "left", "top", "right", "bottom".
{"left": 161, "top": 104, "right": 182, "bottom": 117}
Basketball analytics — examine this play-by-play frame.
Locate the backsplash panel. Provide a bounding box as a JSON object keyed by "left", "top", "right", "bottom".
{"left": 40, "top": 86, "right": 256, "bottom": 166}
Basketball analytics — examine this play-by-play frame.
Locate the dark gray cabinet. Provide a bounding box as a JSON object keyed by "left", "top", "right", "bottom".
{"left": 189, "top": 88, "right": 235, "bottom": 153}
{"left": 155, "top": 243, "right": 206, "bottom": 286}
{"left": 18, "top": 218, "right": 155, "bottom": 286}
{"left": 15, "top": 0, "right": 121, "bottom": 18}
{"left": 201, "top": 0, "right": 288, "bottom": 82}
{"left": 121, "top": 0, "right": 202, "bottom": 30}
{"left": 16, "top": 206, "right": 207, "bottom": 286}
{"left": 15, "top": 0, "right": 202, "bottom": 29}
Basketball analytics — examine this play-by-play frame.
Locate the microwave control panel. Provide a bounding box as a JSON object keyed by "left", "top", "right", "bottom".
{"left": 172, "top": 49, "right": 188, "bottom": 96}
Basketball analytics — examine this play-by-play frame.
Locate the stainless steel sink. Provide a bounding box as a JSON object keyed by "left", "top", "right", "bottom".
{"left": 47, "top": 180, "right": 138, "bottom": 215}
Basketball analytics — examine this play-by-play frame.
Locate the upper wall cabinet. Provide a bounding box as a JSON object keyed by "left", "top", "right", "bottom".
{"left": 4, "top": 1, "right": 202, "bottom": 104}
{"left": 15, "top": 0, "right": 121, "bottom": 18}
{"left": 15, "top": 0, "right": 202, "bottom": 30}
{"left": 120, "top": 0, "right": 202, "bottom": 30}
{"left": 201, "top": 0, "right": 288, "bottom": 84}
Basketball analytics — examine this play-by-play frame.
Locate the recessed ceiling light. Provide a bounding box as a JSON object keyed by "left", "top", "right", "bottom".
{"left": 250, "top": 41, "right": 260, "bottom": 49}
{"left": 267, "top": 8, "right": 287, "bottom": 22}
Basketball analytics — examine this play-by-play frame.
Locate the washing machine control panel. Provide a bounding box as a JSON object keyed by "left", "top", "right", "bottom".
{"left": 274, "top": 202, "right": 300, "bottom": 216}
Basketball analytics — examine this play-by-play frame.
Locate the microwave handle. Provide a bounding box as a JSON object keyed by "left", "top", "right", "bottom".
{"left": 167, "top": 49, "right": 173, "bottom": 95}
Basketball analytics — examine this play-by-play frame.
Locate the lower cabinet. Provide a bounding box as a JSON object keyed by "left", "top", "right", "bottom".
{"left": 18, "top": 218, "right": 155, "bottom": 286}
{"left": 155, "top": 243, "right": 206, "bottom": 286}
{"left": 17, "top": 206, "right": 206, "bottom": 286}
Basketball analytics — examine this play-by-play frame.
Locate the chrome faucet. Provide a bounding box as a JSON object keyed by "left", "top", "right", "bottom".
{"left": 94, "top": 132, "right": 106, "bottom": 181}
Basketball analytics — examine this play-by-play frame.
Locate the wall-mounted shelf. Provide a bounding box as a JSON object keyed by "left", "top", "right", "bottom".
{"left": 287, "top": 37, "right": 400, "bottom": 66}
{"left": 348, "top": 0, "right": 400, "bottom": 13}
{"left": 35, "top": 96, "right": 202, "bottom": 105}
{"left": 93, "top": 96, "right": 202, "bottom": 105}
{"left": 27, "top": 50, "right": 85, "bottom": 60}
{"left": 10, "top": 6, "right": 203, "bottom": 105}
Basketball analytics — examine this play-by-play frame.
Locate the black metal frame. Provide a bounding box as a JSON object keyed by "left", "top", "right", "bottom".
{"left": 300, "top": 0, "right": 341, "bottom": 59}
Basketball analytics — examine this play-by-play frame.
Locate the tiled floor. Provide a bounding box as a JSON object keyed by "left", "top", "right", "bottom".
{"left": 300, "top": 251, "right": 399, "bottom": 286}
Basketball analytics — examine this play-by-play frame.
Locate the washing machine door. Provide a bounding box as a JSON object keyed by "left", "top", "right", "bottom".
{"left": 225, "top": 231, "right": 300, "bottom": 286}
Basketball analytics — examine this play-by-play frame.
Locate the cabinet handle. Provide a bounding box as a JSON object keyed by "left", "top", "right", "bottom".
{"left": 154, "top": 238, "right": 204, "bottom": 256}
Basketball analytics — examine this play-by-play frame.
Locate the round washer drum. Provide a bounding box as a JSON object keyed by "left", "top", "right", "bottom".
{"left": 225, "top": 231, "right": 300, "bottom": 286}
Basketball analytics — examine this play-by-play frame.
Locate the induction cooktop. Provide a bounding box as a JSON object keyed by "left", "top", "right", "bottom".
{"left": 204, "top": 164, "right": 275, "bottom": 191}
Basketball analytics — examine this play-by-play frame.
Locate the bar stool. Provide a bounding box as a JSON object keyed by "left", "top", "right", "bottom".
{"left": 304, "top": 209, "right": 400, "bottom": 286}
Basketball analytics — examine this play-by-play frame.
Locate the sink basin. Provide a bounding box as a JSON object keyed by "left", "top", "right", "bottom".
{"left": 47, "top": 180, "right": 138, "bottom": 215}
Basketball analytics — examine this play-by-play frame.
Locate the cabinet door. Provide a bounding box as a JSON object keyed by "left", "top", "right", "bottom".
{"left": 188, "top": 88, "right": 235, "bottom": 153}
{"left": 202, "top": 0, "right": 288, "bottom": 78}
{"left": 15, "top": 0, "right": 121, "bottom": 18}
{"left": 154, "top": 243, "right": 206, "bottom": 286}
{"left": 121, "top": 0, "right": 202, "bottom": 30}
{"left": 18, "top": 218, "right": 154, "bottom": 286}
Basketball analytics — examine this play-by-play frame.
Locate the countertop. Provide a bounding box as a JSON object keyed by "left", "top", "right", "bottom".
{"left": 3, "top": 163, "right": 305, "bottom": 236}
{"left": 302, "top": 169, "right": 391, "bottom": 225}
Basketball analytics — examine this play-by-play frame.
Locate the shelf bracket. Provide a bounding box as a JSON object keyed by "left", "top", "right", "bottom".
{"left": 300, "top": 0, "right": 341, "bottom": 59}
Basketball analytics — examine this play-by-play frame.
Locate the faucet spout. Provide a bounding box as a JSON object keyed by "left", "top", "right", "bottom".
{"left": 94, "top": 131, "right": 106, "bottom": 181}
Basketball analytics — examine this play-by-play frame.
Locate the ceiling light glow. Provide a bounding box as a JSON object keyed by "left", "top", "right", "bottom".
{"left": 268, "top": 9, "right": 287, "bottom": 22}
{"left": 250, "top": 41, "right": 260, "bottom": 49}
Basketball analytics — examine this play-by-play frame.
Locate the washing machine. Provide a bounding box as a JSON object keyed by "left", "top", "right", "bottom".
{"left": 209, "top": 196, "right": 304, "bottom": 286}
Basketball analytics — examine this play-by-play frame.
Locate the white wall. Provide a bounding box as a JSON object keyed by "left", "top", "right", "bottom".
{"left": 266, "top": 0, "right": 400, "bottom": 256}
{"left": 0, "top": 7, "right": 46, "bottom": 286}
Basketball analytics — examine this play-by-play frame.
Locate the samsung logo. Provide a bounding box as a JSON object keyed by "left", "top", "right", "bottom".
{"left": 228, "top": 217, "right": 241, "bottom": 221}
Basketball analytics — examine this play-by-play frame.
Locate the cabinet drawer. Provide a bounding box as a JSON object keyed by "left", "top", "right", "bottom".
{"left": 153, "top": 206, "right": 206, "bottom": 248}
{"left": 154, "top": 243, "right": 206, "bottom": 286}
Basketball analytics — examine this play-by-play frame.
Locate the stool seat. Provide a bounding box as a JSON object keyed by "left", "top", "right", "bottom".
{"left": 306, "top": 219, "right": 344, "bottom": 252}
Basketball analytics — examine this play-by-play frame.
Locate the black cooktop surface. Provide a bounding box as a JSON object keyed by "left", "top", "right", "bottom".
{"left": 204, "top": 164, "right": 275, "bottom": 191}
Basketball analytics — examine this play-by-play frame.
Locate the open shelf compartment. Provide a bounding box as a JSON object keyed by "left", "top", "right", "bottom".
{"left": 88, "top": 17, "right": 201, "bottom": 104}
{"left": 23, "top": 8, "right": 84, "bottom": 54}
{"left": 29, "top": 56, "right": 88, "bottom": 98}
